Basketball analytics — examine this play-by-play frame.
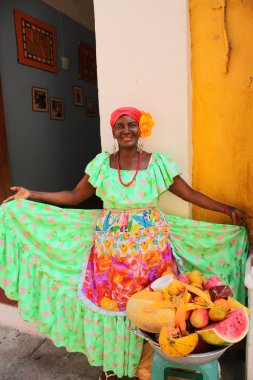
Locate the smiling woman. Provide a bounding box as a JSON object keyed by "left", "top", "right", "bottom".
{"left": 0, "top": 106, "right": 250, "bottom": 380}
{"left": 114, "top": 116, "right": 140, "bottom": 146}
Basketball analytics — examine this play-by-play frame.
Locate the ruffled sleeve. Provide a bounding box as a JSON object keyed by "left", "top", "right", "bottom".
{"left": 85, "top": 152, "right": 109, "bottom": 189}
{"left": 151, "top": 152, "right": 182, "bottom": 196}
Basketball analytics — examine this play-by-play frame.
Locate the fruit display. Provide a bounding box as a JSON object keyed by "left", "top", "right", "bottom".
{"left": 126, "top": 270, "right": 250, "bottom": 358}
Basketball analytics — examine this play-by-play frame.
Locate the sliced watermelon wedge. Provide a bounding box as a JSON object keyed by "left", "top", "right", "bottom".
{"left": 197, "top": 308, "right": 249, "bottom": 346}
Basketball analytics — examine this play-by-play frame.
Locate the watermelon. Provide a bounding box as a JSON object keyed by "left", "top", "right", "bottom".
{"left": 197, "top": 308, "right": 249, "bottom": 346}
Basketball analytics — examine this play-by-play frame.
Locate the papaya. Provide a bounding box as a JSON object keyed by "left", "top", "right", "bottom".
{"left": 142, "top": 300, "right": 174, "bottom": 313}
{"left": 184, "top": 303, "right": 208, "bottom": 311}
{"left": 174, "top": 298, "right": 186, "bottom": 331}
{"left": 159, "top": 327, "right": 199, "bottom": 358}
{"left": 174, "top": 280, "right": 214, "bottom": 306}
{"left": 126, "top": 289, "right": 175, "bottom": 333}
{"left": 227, "top": 297, "right": 250, "bottom": 315}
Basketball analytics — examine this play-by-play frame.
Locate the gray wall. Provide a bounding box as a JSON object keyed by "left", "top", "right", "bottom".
{"left": 0, "top": 0, "right": 102, "bottom": 208}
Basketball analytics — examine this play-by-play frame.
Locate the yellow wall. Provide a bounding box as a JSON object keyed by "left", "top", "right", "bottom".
{"left": 190, "top": 0, "right": 253, "bottom": 241}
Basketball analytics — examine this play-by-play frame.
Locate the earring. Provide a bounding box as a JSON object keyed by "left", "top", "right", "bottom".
{"left": 137, "top": 139, "right": 143, "bottom": 153}
{"left": 113, "top": 138, "right": 118, "bottom": 154}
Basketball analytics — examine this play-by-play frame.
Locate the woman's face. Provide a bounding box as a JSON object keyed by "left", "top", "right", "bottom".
{"left": 113, "top": 115, "right": 140, "bottom": 149}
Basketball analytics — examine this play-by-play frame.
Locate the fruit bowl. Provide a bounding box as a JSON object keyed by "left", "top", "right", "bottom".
{"left": 128, "top": 271, "right": 250, "bottom": 366}
{"left": 150, "top": 341, "right": 230, "bottom": 365}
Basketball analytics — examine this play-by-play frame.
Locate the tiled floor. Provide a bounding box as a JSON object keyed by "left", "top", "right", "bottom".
{"left": 0, "top": 325, "right": 246, "bottom": 380}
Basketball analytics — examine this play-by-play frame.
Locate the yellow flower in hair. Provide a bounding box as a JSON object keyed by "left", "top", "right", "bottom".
{"left": 139, "top": 111, "right": 155, "bottom": 137}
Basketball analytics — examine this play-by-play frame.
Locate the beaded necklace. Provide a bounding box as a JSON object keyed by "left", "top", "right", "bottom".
{"left": 117, "top": 152, "right": 141, "bottom": 187}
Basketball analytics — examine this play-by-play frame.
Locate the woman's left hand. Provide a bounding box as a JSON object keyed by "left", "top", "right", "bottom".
{"left": 229, "top": 207, "right": 252, "bottom": 227}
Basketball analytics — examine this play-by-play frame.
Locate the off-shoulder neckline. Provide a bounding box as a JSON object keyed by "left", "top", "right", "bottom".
{"left": 106, "top": 152, "right": 154, "bottom": 171}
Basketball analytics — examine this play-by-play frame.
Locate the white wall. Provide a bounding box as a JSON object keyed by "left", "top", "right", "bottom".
{"left": 93, "top": 0, "right": 191, "bottom": 216}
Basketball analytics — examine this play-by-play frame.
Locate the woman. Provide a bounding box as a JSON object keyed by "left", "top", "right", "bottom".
{"left": 0, "top": 107, "right": 249, "bottom": 380}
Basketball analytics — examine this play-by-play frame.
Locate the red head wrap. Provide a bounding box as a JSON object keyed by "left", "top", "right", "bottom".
{"left": 110, "top": 107, "right": 142, "bottom": 127}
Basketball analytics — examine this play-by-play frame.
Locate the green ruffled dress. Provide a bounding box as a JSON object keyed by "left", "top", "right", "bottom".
{"left": 0, "top": 152, "right": 249, "bottom": 378}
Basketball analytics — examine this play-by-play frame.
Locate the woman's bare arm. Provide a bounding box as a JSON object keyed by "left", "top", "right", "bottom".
{"left": 3, "top": 174, "right": 96, "bottom": 206}
{"left": 169, "top": 175, "right": 250, "bottom": 226}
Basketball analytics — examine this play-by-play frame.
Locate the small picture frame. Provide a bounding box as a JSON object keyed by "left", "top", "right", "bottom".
{"left": 79, "top": 41, "right": 97, "bottom": 83}
{"left": 32, "top": 87, "right": 48, "bottom": 112}
{"left": 50, "top": 97, "right": 64, "bottom": 120}
{"left": 85, "top": 97, "right": 97, "bottom": 117}
{"left": 73, "top": 86, "right": 83, "bottom": 106}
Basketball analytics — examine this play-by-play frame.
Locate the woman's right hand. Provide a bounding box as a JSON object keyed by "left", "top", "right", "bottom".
{"left": 3, "top": 186, "right": 31, "bottom": 203}
{"left": 2, "top": 174, "right": 96, "bottom": 206}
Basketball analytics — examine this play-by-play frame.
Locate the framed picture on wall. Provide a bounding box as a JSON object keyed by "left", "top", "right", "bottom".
{"left": 85, "top": 97, "right": 97, "bottom": 117}
{"left": 32, "top": 87, "right": 48, "bottom": 112}
{"left": 14, "top": 9, "right": 57, "bottom": 73}
{"left": 73, "top": 86, "right": 84, "bottom": 106}
{"left": 50, "top": 98, "right": 64, "bottom": 120}
{"left": 79, "top": 41, "right": 97, "bottom": 83}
